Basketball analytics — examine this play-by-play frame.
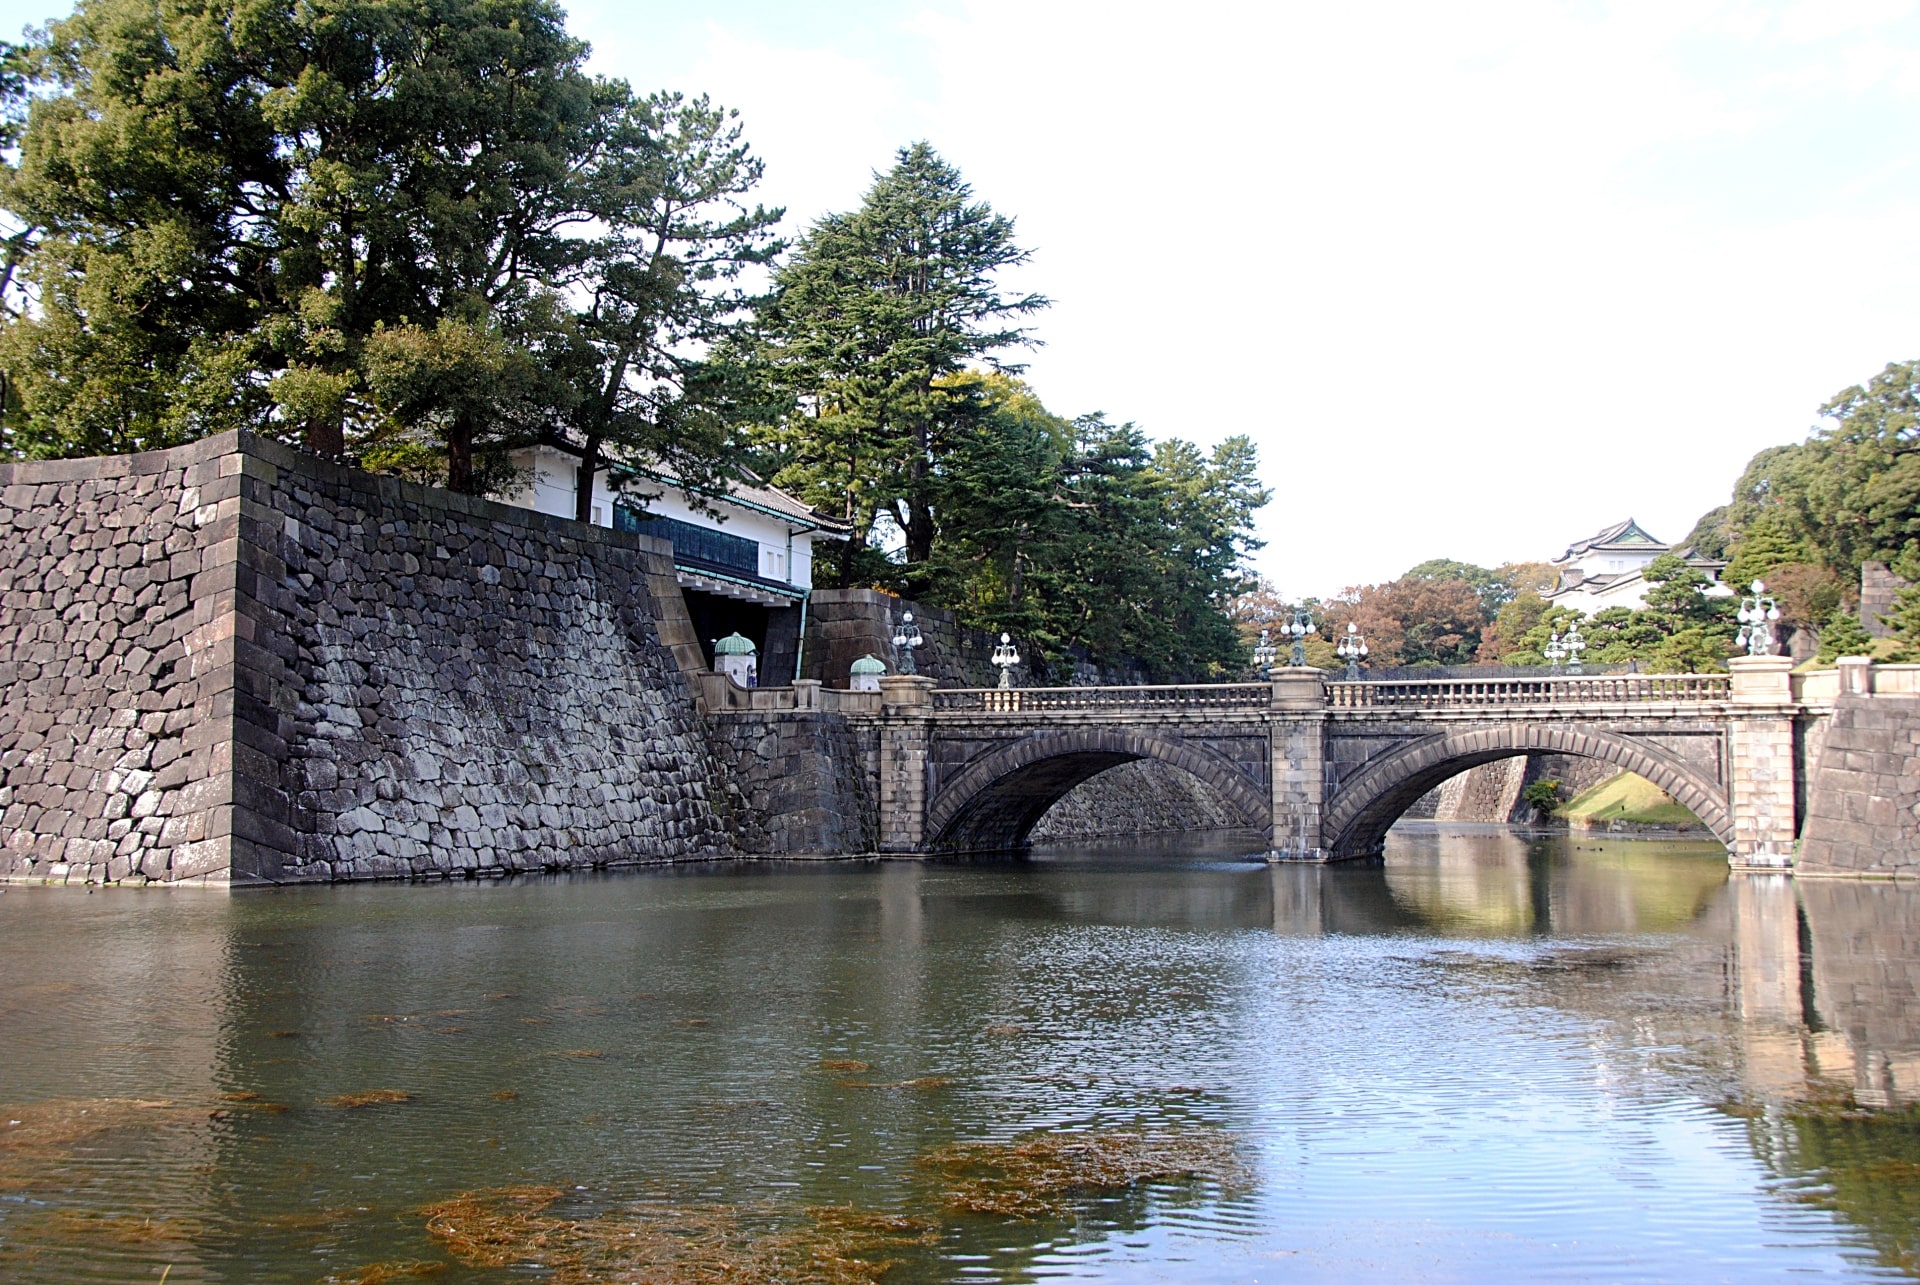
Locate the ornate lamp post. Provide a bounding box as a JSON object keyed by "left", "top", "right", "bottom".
{"left": 1544, "top": 629, "right": 1567, "bottom": 675}
{"left": 1335, "top": 622, "right": 1369, "bottom": 681}
{"left": 1736, "top": 579, "right": 1781, "bottom": 657}
{"left": 1252, "top": 628, "right": 1279, "bottom": 679}
{"left": 1563, "top": 621, "right": 1587, "bottom": 675}
{"left": 892, "top": 610, "right": 924, "bottom": 675}
{"left": 1283, "top": 608, "right": 1317, "bottom": 667}
{"left": 991, "top": 632, "right": 1021, "bottom": 689}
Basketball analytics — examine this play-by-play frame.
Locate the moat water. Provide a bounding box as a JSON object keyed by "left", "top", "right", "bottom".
{"left": 4, "top": 825, "right": 1920, "bottom": 1283}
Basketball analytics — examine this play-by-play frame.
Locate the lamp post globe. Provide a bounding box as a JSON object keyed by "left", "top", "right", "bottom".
{"left": 1252, "top": 627, "right": 1279, "bottom": 679}
{"left": 1545, "top": 629, "right": 1566, "bottom": 675}
{"left": 891, "top": 610, "right": 924, "bottom": 675}
{"left": 1736, "top": 579, "right": 1780, "bottom": 657}
{"left": 1285, "top": 608, "right": 1318, "bottom": 667}
{"left": 991, "top": 631, "right": 1021, "bottom": 690}
{"left": 1336, "top": 621, "right": 1370, "bottom": 681}
{"left": 1564, "top": 621, "right": 1587, "bottom": 675}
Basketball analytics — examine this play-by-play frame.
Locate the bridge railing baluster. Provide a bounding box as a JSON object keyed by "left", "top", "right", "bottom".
{"left": 918, "top": 672, "right": 1730, "bottom": 714}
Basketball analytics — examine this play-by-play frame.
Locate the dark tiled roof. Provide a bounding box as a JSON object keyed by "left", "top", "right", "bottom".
{"left": 1555, "top": 517, "right": 1666, "bottom": 563}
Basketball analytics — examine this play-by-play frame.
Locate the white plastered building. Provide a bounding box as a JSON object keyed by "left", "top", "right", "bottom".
{"left": 498, "top": 442, "right": 846, "bottom": 683}
{"left": 1543, "top": 518, "right": 1730, "bottom": 615}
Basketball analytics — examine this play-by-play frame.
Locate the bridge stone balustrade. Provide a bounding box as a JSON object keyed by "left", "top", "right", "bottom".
{"left": 838, "top": 656, "right": 1826, "bottom": 867}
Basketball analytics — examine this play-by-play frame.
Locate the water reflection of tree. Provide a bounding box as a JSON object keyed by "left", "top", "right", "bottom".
{"left": 1745, "top": 1102, "right": 1920, "bottom": 1276}
{"left": 1377, "top": 828, "right": 1729, "bottom": 936}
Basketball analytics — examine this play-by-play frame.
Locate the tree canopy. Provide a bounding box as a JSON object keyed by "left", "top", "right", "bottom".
{"left": 0, "top": 0, "right": 777, "bottom": 495}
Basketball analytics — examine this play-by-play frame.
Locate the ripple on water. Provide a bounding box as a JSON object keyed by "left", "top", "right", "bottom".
{"left": 0, "top": 834, "right": 1915, "bottom": 1282}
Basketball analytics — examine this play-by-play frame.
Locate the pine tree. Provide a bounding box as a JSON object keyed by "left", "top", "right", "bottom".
{"left": 1814, "top": 609, "right": 1876, "bottom": 663}
{"left": 1884, "top": 585, "right": 1920, "bottom": 662}
{"left": 756, "top": 143, "right": 1046, "bottom": 582}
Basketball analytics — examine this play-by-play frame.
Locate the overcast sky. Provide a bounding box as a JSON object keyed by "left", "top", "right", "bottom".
{"left": 9, "top": 0, "right": 1920, "bottom": 596}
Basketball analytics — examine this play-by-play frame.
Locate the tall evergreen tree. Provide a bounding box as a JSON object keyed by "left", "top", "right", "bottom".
{"left": 755, "top": 142, "right": 1046, "bottom": 582}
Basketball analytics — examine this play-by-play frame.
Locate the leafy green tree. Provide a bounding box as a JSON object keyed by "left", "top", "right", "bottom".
{"left": 1477, "top": 589, "right": 1553, "bottom": 661}
{"left": 1522, "top": 779, "right": 1563, "bottom": 816}
{"left": 1814, "top": 609, "right": 1876, "bottom": 664}
{"left": 756, "top": 142, "right": 1046, "bottom": 582}
{"left": 918, "top": 371, "right": 1070, "bottom": 637}
{"left": 1722, "top": 508, "right": 1814, "bottom": 589}
{"left": 1506, "top": 604, "right": 1587, "bottom": 666}
{"left": 1684, "top": 360, "right": 1920, "bottom": 591}
{"left": 0, "top": 0, "right": 772, "bottom": 498}
{"left": 912, "top": 376, "right": 1266, "bottom": 680}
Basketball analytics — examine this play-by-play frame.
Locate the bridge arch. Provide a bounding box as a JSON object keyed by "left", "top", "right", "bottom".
{"left": 925, "top": 728, "right": 1271, "bottom": 852}
{"left": 1324, "top": 723, "right": 1732, "bottom": 857}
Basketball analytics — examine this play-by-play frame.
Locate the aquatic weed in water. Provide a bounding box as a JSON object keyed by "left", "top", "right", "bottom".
{"left": 324, "top": 1090, "right": 413, "bottom": 1109}
{"left": 918, "top": 1127, "right": 1251, "bottom": 1219}
{"left": 418, "top": 1185, "right": 933, "bottom": 1284}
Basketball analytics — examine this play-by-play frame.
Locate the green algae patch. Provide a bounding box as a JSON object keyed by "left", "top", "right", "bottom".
{"left": 919, "top": 1128, "right": 1251, "bottom": 1219}
{"left": 418, "top": 1185, "right": 933, "bottom": 1284}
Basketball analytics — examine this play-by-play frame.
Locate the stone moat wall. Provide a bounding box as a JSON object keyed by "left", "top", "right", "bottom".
{"left": 3, "top": 432, "right": 741, "bottom": 883}
{"left": 1028, "top": 760, "right": 1244, "bottom": 843}
{"left": 1, "top": 437, "right": 242, "bottom": 883}
{"left": 1797, "top": 692, "right": 1920, "bottom": 876}
{"left": 706, "top": 711, "right": 878, "bottom": 855}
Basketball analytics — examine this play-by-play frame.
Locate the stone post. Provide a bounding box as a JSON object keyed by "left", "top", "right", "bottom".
{"left": 1836, "top": 655, "right": 1873, "bottom": 696}
{"left": 1727, "top": 655, "right": 1798, "bottom": 869}
{"left": 1267, "top": 669, "right": 1329, "bottom": 861}
{"left": 876, "top": 675, "right": 936, "bottom": 853}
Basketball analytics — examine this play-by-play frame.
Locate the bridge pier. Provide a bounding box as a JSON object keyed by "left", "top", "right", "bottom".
{"left": 1727, "top": 656, "right": 1800, "bottom": 870}
{"left": 875, "top": 675, "right": 936, "bottom": 852}
{"left": 1268, "top": 670, "right": 1331, "bottom": 861}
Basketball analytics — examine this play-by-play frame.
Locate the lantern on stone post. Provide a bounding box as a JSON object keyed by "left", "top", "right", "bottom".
{"left": 1252, "top": 628, "right": 1279, "bottom": 679}
{"left": 713, "top": 632, "right": 758, "bottom": 688}
{"left": 1564, "top": 621, "right": 1587, "bottom": 675}
{"left": 849, "top": 653, "right": 887, "bottom": 693}
{"left": 1736, "top": 580, "right": 1781, "bottom": 657}
{"left": 1283, "top": 608, "right": 1317, "bottom": 667}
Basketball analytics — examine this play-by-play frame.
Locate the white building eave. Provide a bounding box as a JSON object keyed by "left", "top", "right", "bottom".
{"left": 675, "top": 565, "right": 808, "bottom": 607}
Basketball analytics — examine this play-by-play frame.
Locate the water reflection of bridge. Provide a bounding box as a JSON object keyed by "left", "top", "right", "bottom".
{"left": 1010, "top": 832, "right": 1918, "bottom": 1108}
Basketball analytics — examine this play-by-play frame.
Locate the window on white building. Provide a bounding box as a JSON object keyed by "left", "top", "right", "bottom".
{"left": 592, "top": 504, "right": 606, "bottom": 527}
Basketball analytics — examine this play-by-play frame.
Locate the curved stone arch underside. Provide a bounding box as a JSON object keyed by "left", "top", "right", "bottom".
{"left": 1325, "top": 724, "right": 1732, "bottom": 857}
{"left": 926, "top": 729, "right": 1272, "bottom": 852}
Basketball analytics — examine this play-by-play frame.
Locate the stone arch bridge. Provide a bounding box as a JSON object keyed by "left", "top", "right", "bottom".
{"left": 853, "top": 659, "right": 1819, "bottom": 863}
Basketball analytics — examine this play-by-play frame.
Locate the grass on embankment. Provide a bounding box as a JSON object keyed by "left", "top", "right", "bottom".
{"left": 1557, "top": 771, "right": 1703, "bottom": 828}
